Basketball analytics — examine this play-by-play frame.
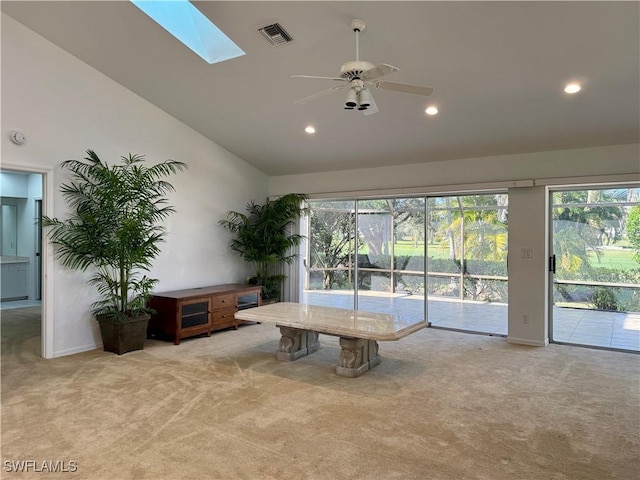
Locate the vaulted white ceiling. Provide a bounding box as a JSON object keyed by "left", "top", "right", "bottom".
{"left": 2, "top": 1, "right": 639, "bottom": 176}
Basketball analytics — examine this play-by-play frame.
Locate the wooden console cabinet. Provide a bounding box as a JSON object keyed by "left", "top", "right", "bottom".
{"left": 147, "top": 284, "right": 262, "bottom": 344}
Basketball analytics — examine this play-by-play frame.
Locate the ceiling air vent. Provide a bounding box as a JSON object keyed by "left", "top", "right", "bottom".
{"left": 258, "top": 23, "right": 293, "bottom": 46}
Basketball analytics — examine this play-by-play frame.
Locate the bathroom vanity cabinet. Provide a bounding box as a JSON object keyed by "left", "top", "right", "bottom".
{"left": 1, "top": 256, "right": 29, "bottom": 301}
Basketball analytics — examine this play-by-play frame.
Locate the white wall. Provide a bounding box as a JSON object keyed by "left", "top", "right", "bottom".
{"left": 506, "top": 186, "right": 549, "bottom": 346}
{"left": 1, "top": 14, "right": 268, "bottom": 357}
{"left": 269, "top": 144, "right": 639, "bottom": 197}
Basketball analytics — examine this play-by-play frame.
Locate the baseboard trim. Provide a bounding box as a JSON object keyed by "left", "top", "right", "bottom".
{"left": 53, "top": 342, "right": 100, "bottom": 358}
{"left": 507, "top": 336, "right": 549, "bottom": 347}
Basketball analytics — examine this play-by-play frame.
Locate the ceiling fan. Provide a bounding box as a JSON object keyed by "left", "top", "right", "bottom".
{"left": 292, "top": 19, "right": 434, "bottom": 115}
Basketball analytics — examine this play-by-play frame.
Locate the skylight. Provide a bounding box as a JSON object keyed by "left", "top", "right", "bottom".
{"left": 131, "top": 0, "right": 245, "bottom": 64}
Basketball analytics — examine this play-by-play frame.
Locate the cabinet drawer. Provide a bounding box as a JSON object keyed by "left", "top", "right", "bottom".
{"left": 212, "top": 294, "right": 235, "bottom": 310}
{"left": 211, "top": 307, "right": 237, "bottom": 326}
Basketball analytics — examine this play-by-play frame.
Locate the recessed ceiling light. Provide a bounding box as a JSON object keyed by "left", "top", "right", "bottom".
{"left": 425, "top": 106, "right": 438, "bottom": 115}
{"left": 564, "top": 83, "right": 582, "bottom": 94}
{"left": 304, "top": 126, "right": 316, "bottom": 134}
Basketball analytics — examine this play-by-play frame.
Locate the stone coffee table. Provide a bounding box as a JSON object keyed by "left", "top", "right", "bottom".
{"left": 235, "top": 302, "right": 427, "bottom": 377}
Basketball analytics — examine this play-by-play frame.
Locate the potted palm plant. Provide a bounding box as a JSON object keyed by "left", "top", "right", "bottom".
{"left": 220, "top": 193, "right": 308, "bottom": 302}
{"left": 43, "top": 149, "right": 187, "bottom": 354}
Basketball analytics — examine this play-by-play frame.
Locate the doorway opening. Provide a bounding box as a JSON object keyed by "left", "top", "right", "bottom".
{"left": 1, "top": 169, "right": 46, "bottom": 358}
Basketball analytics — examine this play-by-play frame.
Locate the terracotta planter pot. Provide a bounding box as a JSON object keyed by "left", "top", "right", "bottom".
{"left": 97, "top": 314, "right": 150, "bottom": 355}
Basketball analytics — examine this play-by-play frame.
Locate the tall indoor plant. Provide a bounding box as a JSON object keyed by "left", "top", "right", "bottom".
{"left": 220, "top": 193, "right": 308, "bottom": 302}
{"left": 43, "top": 149, "right": 187, "bottom": 354}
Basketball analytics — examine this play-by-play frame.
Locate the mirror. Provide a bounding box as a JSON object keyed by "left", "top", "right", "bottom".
{"left": 1, "top": 204, "right": 18, "bottom": 256}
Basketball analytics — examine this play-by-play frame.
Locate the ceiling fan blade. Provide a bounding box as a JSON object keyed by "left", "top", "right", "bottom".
{"left": 362, "top": 94, "right": 378, "bottom": 116}
{"left": 292, "top": 75, "right": 346, "bottom": 82}
{"left": 374, "top": 81, "right": 434, "bottom": 96}
{"left": 362, "top": 64, "right": 399, "bottom": 81}
{"left": 294, "top": 84, "right": 347, "bottom": 104}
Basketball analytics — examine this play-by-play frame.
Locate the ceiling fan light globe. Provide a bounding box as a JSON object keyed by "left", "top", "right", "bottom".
{"left": 358, "top": 89, "right": 371, "bottom": 108}
{"left": 345, "top": 88, "right": 358, "bottom": 107}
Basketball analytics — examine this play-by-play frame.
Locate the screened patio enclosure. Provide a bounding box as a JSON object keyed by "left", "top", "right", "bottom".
{"left": 303, "top": 194, "right": 509, "bottom": 336}
{"left": 300, "top": 187, "right": 640, "bottom": 352}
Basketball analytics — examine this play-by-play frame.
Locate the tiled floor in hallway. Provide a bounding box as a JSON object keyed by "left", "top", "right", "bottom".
{"left": 0, "top": 299, "right": 42, "bottom": 310}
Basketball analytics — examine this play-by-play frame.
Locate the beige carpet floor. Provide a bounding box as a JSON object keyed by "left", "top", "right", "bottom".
{"left": 1, "top": 306, "right": 639, "bottom": 480}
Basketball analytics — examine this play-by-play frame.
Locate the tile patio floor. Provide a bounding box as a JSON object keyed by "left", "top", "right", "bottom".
{"left": 302, "top": 290, "right": 640, "bottom": 352}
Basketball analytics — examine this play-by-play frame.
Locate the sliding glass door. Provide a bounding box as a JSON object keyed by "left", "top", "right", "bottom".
{"left": 550, "top": 187, "right": 640, "bottom": 351}
{"left": 356, "top": 198, "right": 426, "bottom": 320}
{"left": 303, "top": 193, "right": 507, "bottom": 334}
{"left": 426, "top": 194, "right": 508, "bottom": 334}
{"left": 304, "top": 200, "right": 356, "bottom": 309}
{"left": 391, "top": 198, "right": 427, "bottom": 321}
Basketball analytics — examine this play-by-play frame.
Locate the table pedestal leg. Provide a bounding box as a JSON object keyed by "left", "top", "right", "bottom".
{"left": 336, "top": 338, "right": 381, "bottom": 378}
{"left": 276, "top": 326, "right": 320, "bottom": 361}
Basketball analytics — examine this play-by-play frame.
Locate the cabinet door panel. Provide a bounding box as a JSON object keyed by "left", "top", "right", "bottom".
{"left": 182, "top": 301, "right": 208, "bottom": 317}
{"left": 180, "top": 299, "right": 210, "bottom": 330}
{"left": 237, "top": 292, "right": 260, "bottom": 309}
{"left": 182, "top": 311, "right": 209, "bottom": 329}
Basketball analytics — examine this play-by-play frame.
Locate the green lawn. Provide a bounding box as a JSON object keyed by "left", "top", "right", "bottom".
{"left": 376, "top": 241, "right": 449, "bottom": 258}
{"left": 589, "top": 248, "right": 638, "bottom": 271}
{"left": 360, "top": 241, "right": 639, "bottom": 270}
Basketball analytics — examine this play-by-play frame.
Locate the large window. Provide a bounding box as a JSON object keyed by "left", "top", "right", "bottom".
{"left": 303, "top": 193, "right": 508, "bottom": 334}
